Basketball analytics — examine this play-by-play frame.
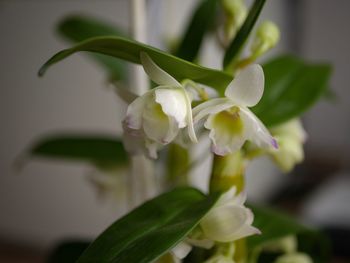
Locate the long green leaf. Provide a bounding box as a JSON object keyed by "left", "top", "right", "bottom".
{"left": 26, "top": 134, "right": 127, "bottom": 167}
{"left": 57, "top": 15, "right": 127, "bottom": 80}
{"left": 252, "top": 55, "right": 332, "bottom": 127}
{"left": 175, "top": 0, "right": 218, "bottom": 61}
{"left": 76, "top": 188, "right": 220, "bottom": 263}
{"left": 223, "top": 0, "right": 266, "bottom": 69}
{"left": 38, "top": 36, "right": 232, "bottom": 92}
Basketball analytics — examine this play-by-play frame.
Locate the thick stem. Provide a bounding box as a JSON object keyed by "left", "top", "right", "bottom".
{"left": 209, "top": 151, "right": 248, "bottom": 262}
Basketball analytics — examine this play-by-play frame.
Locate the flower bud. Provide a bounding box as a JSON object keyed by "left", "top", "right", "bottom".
{"left": 251, "top": 21, "right": 280, "bottom": 59}
{"left": 269, "top": 119, "right": 307, "bottom": 172}
{"left": 221, "top": 0, "right": 247, "bottom": 43}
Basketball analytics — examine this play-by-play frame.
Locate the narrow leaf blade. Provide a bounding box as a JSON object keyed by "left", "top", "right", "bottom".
{"left": 38, "top": 36, "right": 232, "bottom": 92}
{"left": 26, "top": 134, "right": 128, "bottom": 167}
{"left": 175, "top": 0, "right": 218, "bottom": 61}
{"left": 223, "top": 0, "right": 266, "bottom": 69}
{"left": 57, "top": 15, "right": 127, "bottom": 80}
{"left": 76, "top": 188, "right": 220, "bottom": 263}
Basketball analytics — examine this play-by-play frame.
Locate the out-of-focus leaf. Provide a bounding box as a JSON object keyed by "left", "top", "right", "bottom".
{"left": 76, "top": 188, "right": 220, "bottom": 263}
{"left": 47, "top": 240, "right": 90, "bottom": 263}
{"left": 175, "top": 0, "right": 218, "bottom": 61}
{"left": 38, "top": 36, "right": 232, "bottom": 93}
{"left": 247, "top": 205, "right": 330, "bottom": 263}
{"left": 26, "top": 134, "right": 128, "bottom": 167}
{"left": 247, "top": 205, "right": 307, "bottom": 249}
{"left": 57, "top": 15, "right": 127, "bottom": 81}
{"left": 252, "top": 55, "right": 332, "bottom": 127}
{"left": 223, "top": 0, "right": 266, "bottom": 69}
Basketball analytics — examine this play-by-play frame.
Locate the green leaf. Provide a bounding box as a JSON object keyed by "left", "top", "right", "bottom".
{"left": 38, "top": 36, "right": 232, "bottom": 93}
{"left": 76, "top": 188, "right": 220, "bottom": 263}
{"left": 252, "top": 55, "right": 332, "bottom": 127}
{"left": 223, "top": 0, "right": 266, "bottom": 69}
{"left": 25, "top": 134, "right": 128, "bottom": 168}
{"left": 175, "top": 0, "right": 218, "bottom": 61}
{"left": 57, "top": 15, "right": 127, "bottom": 81}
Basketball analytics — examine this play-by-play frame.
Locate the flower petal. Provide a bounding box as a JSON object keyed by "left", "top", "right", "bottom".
{"left": 200, "top": 205, "right": 254, "bottom": 242}
{"left": 140, "top": 52, "right": 181, "bottom": 87}
{"left": 182, "top": 88, "right": 198, "bottom": 143}
{"left": 124, "top": 92, "right": 151, "bottom": 130}
{"left": 204, "top": 109, "right": 246, "bottom": 156}
{"left": 142, "top": 99, "right": 179, "bottom": 144}
{"left": 225, "top": 64, "right": 264, "bottom": 107}
{"left": 193, "top": 98, "right": 234, "bottom": 124}
{"left": 240, "top": 107, "right": 278, "bottom": 149}
{"left": 155, "top": 88, "right": 188, "bottom": 128}
{"left": 171, "top": 242, "right": 192, "bottom": 259}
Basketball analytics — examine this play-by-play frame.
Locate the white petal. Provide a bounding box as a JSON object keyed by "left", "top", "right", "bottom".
{"left": 144, "top": 139, "right": 161, "bottom": 159}
{"left": 140, "top": 52, "right": 181, "bottom": 87}
{"left": 155, "top": 88, "right": 188, "bottom": 128}
{"left": 225, "top": 64, "right": 264, "bottom": 107}
{"left": 225, "top": 223, "right": 261, "bottom": 241}
{"left": 193, "top": 98, "right": 234, "bottom": 124}
{"left": 192, "top": 98, "right": 229, "bottom": 117}
{"left": 240, "top": 107, "right": 278, "bottom": 149}
{"left": 171, "top": 242, "right": 192, "bottom": 259}
{"left": 200, "top": 205, "right": 252, "bottom": 242}
{"left": 142, "top": 99, "right": 179, "bottom": 144}
{"left": 182, "top": 88, "right": 198, "bottom": 143}
{"left": 204, "top": 110, "right": 246, "bottom": 156}
{"left": 124, "top": 92, "right": 151, "bottom": 129}
{"left": 217, "top": 187, "right": 237, "bottom": 206}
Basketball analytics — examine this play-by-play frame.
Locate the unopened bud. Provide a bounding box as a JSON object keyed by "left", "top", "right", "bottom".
{"left": 251, "top": 21, "right": 280, "bottom": 58}
{"left": 221, "top": 0, "right": 247, "bottom": 42}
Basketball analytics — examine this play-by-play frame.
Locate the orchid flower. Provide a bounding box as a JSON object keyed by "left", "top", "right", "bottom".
{"left": 193, "top": 64, "right": 278, "bottom": 156}
{"left": 123, "top": 52, "right": 197, "bottom": 158}
{"left": 199, "top": 187, "right": 260, "bottom": 242}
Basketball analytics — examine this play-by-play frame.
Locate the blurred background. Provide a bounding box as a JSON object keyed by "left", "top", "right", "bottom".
{"left": 0, "top": 0, "right": 349, "bottom": 262}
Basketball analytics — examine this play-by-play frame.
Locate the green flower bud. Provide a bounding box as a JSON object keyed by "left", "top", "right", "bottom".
{"left": 251, "top": 21, "right": 280, "bottom": 59}
{"left": 221, "top": 0, "right": 247, "bottom": 42}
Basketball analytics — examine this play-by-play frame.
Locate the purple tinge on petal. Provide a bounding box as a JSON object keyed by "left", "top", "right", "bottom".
{"left": 272, "top": 138, "right": 279, "bottom": 149}
{"left": 122, "top": 117, "right": 143, "bottom": 137}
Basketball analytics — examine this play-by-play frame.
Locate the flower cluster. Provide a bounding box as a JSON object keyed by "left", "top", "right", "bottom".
{"left": 122, "top": 52, "right": 277, "bottom": 159}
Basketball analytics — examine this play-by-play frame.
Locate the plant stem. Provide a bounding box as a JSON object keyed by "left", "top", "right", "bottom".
{"left": 128, "top": 0, "right": 156, "bottom": 208}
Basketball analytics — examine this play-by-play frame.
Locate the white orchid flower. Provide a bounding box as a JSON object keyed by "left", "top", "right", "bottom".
{"left": 199, "top": 187, "right": 260, "bottom": 242}
{"left": 193, "top": 64, "right": 278, "bottom": 156}
{"left": 269, "top": 118, "right": 307, "bottom": 172}
{"left": 123, "top": 52, "right": 197, "bottom": 158}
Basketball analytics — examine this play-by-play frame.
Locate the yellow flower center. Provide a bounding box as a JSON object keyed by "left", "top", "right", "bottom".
{"left": 213, "top": 106, "right": 244, "bottom": 136}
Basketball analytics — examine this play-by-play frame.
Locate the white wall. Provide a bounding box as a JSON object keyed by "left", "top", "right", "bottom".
{"left": 0, "top": 0, "right": 130, "bottom": 248}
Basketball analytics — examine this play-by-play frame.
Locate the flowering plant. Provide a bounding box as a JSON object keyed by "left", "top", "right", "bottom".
{"left": 24, "top": 0, "right": 332, "bottom": 262}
